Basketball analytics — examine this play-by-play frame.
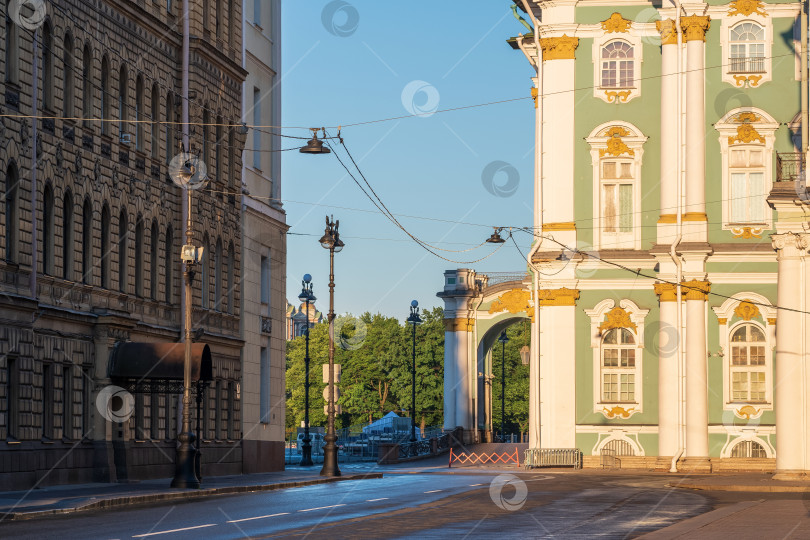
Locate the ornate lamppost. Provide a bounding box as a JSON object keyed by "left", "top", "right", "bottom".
{"left": 498, "top": 331, "right": 509, "bottom": 443}
{"left": 169, "top": 148, "right": 208, "bottom": 488}
{"left": 298, "top": 274, "right": 316, "bottom": 466}
{"left": 318, "top": 216, "right": 343, "bottom": 477}
{"left": 406, "top": 300, "right": 422, "bottom": 442}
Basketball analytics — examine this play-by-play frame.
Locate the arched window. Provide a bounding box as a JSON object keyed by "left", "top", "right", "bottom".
{"left": 730, "top": 323, "right": 767, "bottom": 402}
{"left": 42, "top": 21, "right": 54, "bottom": 110}
{"left": 165, "top": 92, "right": 174, "bottom": 162}
{"left": 101, "top": 204, "right": 110, "bottom": 288}
{"left": 101, "top": 56, "right": 110, "bottom": 135}
{"left": 730, "top": 22, "right": 765, "bottom": 74}
{"left": 5, "top": 2, "right": 19, "bottom": 84}
{"left": 601, "top": 328, "right": 636, "bottom": 403}
{"left": 150, "top": 84, "right": 160, "bottom": 158}
{"left": 150, "top": 220, "right": 158, "bottom": 300}
{"left": 731, "top": 439, "right": 767, "bottom": 458}
{"left": 62, "top": 191, "right": 74, "bottom": 279}
{"left": 119, "top": 65, "right": 128, "bottom": 140}
{"left": 63, "top": 31, "right": 74, "bottom": 118}
{"left": 227, "top": 242, "right": 235, "bottom": 314}
{"left": 82, "top": 45, "right": 92, "bottom": 128}
{"left": 82, "top": 198, "right": 92, "bottom": 284}
{"left": 164, "top": 226, "right": 174, "bottom": 304}
{"left": 201, "top": 233, "right": 209, "bottom": 308}
{"left": 5, "top": 164, "right": 19, "bottom": 263}
{"left": 135, "top": 215, "right": 144, "bottom": 297}
{"left": 214, "top": 238, "right": 222, "bottom": 311}
{"left": 118, "top": 210, "right": 128, "bottom": 293}
{"left": 43, "top": 184, "right": 54, "bottom": 274}
{"left": 600, "top": 41, "right": 634, "bottom": 89}
{"left": 135, "top": 75, "right": 144, "bottom": 150}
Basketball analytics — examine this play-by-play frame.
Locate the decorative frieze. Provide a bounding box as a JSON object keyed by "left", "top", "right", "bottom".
{"left": 680, "top": 15, "right": 711, "bottom": 42}
{"left": 540, "top": 35, "right": 579, "bottom": 61}
{"left": 537, "top": 287, "right": 580, "bottom": 306}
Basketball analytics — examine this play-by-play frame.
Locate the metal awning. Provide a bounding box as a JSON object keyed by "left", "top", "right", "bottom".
{"left": 108, "top": 342, "right": 213, "bottom": 394}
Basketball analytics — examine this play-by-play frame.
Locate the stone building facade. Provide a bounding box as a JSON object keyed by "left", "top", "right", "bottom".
{"left": 0, "top": 0, "right": 252, "bottom": 489}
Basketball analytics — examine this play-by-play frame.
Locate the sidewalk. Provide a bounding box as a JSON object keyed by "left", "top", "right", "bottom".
{"left": 0, "top": 469, "right": 383, "bottom": 521}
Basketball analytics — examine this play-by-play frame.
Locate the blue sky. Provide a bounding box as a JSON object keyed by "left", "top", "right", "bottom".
{"left": 282, "top": 1, "right": 535, "bottom": 319}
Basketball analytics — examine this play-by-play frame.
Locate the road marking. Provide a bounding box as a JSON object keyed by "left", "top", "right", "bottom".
{"left": 424, "top": 489, "right": 442, "bottom": 493}
{"left": 366, "top": 498, "right": 389, "bottom": 502}
{"left": 226, "top": 512, "right": 290, "bottom": 523}
{"left": 298, "top": 504, "right": 346, "bottom": 512}
{"left": 133, "top": 524, "right": 216, "bottom": 537}
{"left": 469, "top": 483, "right": 484, "bottom": 486}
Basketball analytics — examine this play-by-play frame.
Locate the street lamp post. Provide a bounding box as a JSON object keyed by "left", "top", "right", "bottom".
{"left": 318, "top": 216, "right": 343, "bottom": 477}
{"left": 498, "top": 331, "right": 509, "bottom": 443}
{"left": 169, "top": 149, "right": 207, "bottom": 489}
{"left": 298, "top": 274, "right": 316, "bottom": 467}
{"left": 406, "top": 300, "right": 422, "bottom": 442}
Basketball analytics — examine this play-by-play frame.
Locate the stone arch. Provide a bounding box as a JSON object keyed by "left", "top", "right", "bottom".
{"left": 593, "top": 432, "right": 645, "bottom": 456}
{"left": 720, "top": 433, "right": 774, "bottom": 458}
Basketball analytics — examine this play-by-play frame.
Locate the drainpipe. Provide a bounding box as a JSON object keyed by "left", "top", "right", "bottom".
{"left": 31, "top": 28, "right": 39, "bottom": 299}
{"left": 519, "top": 0, "right": 544, "bottom": 450}
{"left": 670, "top": 0, "right": 685, "bottom": 473}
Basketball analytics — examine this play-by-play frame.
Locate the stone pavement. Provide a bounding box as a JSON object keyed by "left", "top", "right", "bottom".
{"left": 0, "top": 469, "right": 383, "bottom": 521}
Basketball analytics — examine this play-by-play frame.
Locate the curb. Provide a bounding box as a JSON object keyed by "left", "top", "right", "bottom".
{"left": 3, "top": 473, "right": 384, "bottom": 521}
{"left": 670, "top": 481, "right": 810, "bottom": 493}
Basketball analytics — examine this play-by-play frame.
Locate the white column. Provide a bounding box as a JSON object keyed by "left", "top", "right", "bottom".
{"left": 455, "top": 328, "right": 471, "bottom": 429}
{"left": 529, "top": 311, "right": 540, "bottom": 448}
{"left": 773, "top": 234, "right": 808, "bottom": 478}
{"left": 683, "top": 279, "right": 710, "bottom": 470}
{"left": 443, "top": 329, "right": 457, "bottom": 430}
{"left": 681, "top": 16, "right": 710, "bottom": 242}
{"left": 657, "top": 20, "right": 679, "bottom": 243}
{"left": 655, "top": 283, "right": 679, "bottom": 458}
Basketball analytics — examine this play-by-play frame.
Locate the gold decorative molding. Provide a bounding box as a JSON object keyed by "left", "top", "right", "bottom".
{"left": 531, "top": 87, "right": 538, "bottom": 109}
{"left": 728, "top": 0, "right": 767, "bottom": 17}
{"left": 767, "top": 317, "right": 776, "bottom": 325}
{"left": 729, "top": 123, "right": 765, "bottom": 145}
{"left": 541, "top": 221, "right": 576, "bottom": 232}
{"left": 683, "top": 212, "right": 708, "bottom": 222}
{"left": 731, "top": 226, "right": 763, "bottom": 239}
{"left": 656, "top": 19, "right": 679, "bottom": 45}
{"left": 680, "top": 15, "right": 711, "bottom": 42}
{"left": 537, "top": 287, "right": 580, "bottom": 306}
{"left": 599, "top": 127, "right": 634, "bottom": 157}
{"left": 658, "top": 214, "right": 677, "bottom": 224}
{"left": 681, "top": 280, "right": 711, "bottom": 301}
{"left": 540, "top": 34, "right": 579, "bottom": 61}
{"left": 598, "top": 306, "right": 637, "bottom": 333}
{"left": 732, "top": 112, "right": 761, "bottom": 123}
{"left": 654, "top": 282, "right": 678, "bottom": 302}
{"left": 734, "top": 300, "right": 761, "bottom": 321}
{"left": 734, "top": 405, "right": 762, "bottom": 420}
{"left": 604, "top": 90, "right": 631, "bottom": 103}
{"left": 444, "top": 318, "right": 475, "bottom": 332}
{"left": 601, "top": 12, "right": 632, "bottom": 33}
{"left": 602, "top": 405, "right": 635, "bottom": 419}
{"left": 733, "top": 74, "right": 763, "bottom": 88}
{"left": 488, "top": 289, "right": 533, "bottom": 321}
{"left": 718, "top": 318, "right": 728, "bottom": 325}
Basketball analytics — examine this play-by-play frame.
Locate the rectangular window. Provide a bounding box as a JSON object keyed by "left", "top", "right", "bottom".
{"left": 7, "top": 357, "right": 19, "bottom": 439}
{"left": 260, "top": 255, "right": 270, "bottom": 304}
{"left": 43, "top": 363, "right": 53, "bottom": 439}
{"left": 260, "top": 347, "right": 270, "bottom": 424}
{"left": 729, "top": 148, "right": 766, "bottom": 224}
{"left": 253, "top": 87, "right": 261, "bottom": 169}
{"left": 254, "top": 0, "right": 261, "bottom": 26}
{"left": 63, "top": 364, "right": 73, "bottom": 439}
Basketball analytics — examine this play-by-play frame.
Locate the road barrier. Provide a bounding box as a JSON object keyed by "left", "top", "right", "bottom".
{"left": 524, "top": 448, "right": 582, "bottom": 469}
{"left": 448, "top": 447, "right": 520, "bottom": 468}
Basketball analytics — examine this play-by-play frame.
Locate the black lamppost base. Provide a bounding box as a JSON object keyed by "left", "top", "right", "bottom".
{"left": 320, "top": 439, "right": 341, "bottom": 477}
{"left": 300, "top": 438, "right": 314, "bottom": 466}
{"left": 171, "top": 431, "right": 200, "bottom": 489}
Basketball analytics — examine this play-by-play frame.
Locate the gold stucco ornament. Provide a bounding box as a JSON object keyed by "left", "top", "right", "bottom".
{"left": 602, "top": 405, "right": 635, "bottom": 419}
{"left": 488, "top": 289, "right": 533, "bottom": 321}
{"left": 734, "top": 300, "right": 761, "bottom": 321}
{"left": 601, "top": 13, "right": 632, "bottom": 33}
{"left": 728, "top": 0, "right": 767, "bottom": 17}
{"left": 599, "top": 127, "right": 634, "bottom": 157}
{"left": 598, "top": 306, "right": 637, "bottom": 333}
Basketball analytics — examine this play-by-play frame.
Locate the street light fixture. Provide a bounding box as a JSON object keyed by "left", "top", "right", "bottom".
{"left": 319, "top": 215, "right": 344, "bottom": 477}
{"left": 298, "top": 274, "right": 316, "bottom": 467}
{"left": 406, "top": 300, "right": 423, "bottom": 443}
{"left": 299, "top": 128, "right": 331, "bottom": 155}
{"left": 169, "top": 146, "right": 208, "bottom": 489}
{"left": 497, "top": 330, "right": 509, "bottom": 443}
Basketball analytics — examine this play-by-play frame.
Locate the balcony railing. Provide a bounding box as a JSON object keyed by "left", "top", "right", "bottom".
{"left": 776, "top": 152, "right": 804, "bottom": 182}
{"left": 729, "top": 56, "right": 765, "bottom": 74}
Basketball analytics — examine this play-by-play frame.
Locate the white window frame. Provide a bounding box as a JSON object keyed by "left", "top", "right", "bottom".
{"left": 720, "top": 16, "right": 772, "bottom": 87}
{"left": 714, "top": 108, "right": 778, "bottom": 233}
{"left": 712, "top": 292, "right": 776, "bottom": 413}
{"left": 586, "top": 121, "right": 647, "bottom": 250}
{"left": 728, "top": 323, "right": 767, "bottom": 403}
{"left": 592, "top": 35, "right": 642, "bottom": 103}
{"left": 585, "top": 299, "right": 649, "bottom": 417}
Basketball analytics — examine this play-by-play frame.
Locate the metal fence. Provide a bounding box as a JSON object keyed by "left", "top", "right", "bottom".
{"left": 777, "top": 152, "right": 804, "bottom": 183}
{"left": 729, "top": 56, "right": 765, "bottom": 74}
{"left": 479, "top": 272, "right": 532, "bottom": 288}
{"left": 524, "top": 448, "right": 582, "bottom": 469}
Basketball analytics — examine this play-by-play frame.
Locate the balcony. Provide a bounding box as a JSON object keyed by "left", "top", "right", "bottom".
{"left": 776, "top": 152, "right": 804, "bottom": 183}
{"left": 729, "top": 56, "right": 765, "bottom": 74}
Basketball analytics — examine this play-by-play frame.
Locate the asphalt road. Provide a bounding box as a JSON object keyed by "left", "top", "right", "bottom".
{"left": 0, "top": 471, "right": 736, "bottom": 539}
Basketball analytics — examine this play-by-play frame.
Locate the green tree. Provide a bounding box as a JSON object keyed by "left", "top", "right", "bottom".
{"left": 491, "top": 320, "right": 530, "bottom": 440}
